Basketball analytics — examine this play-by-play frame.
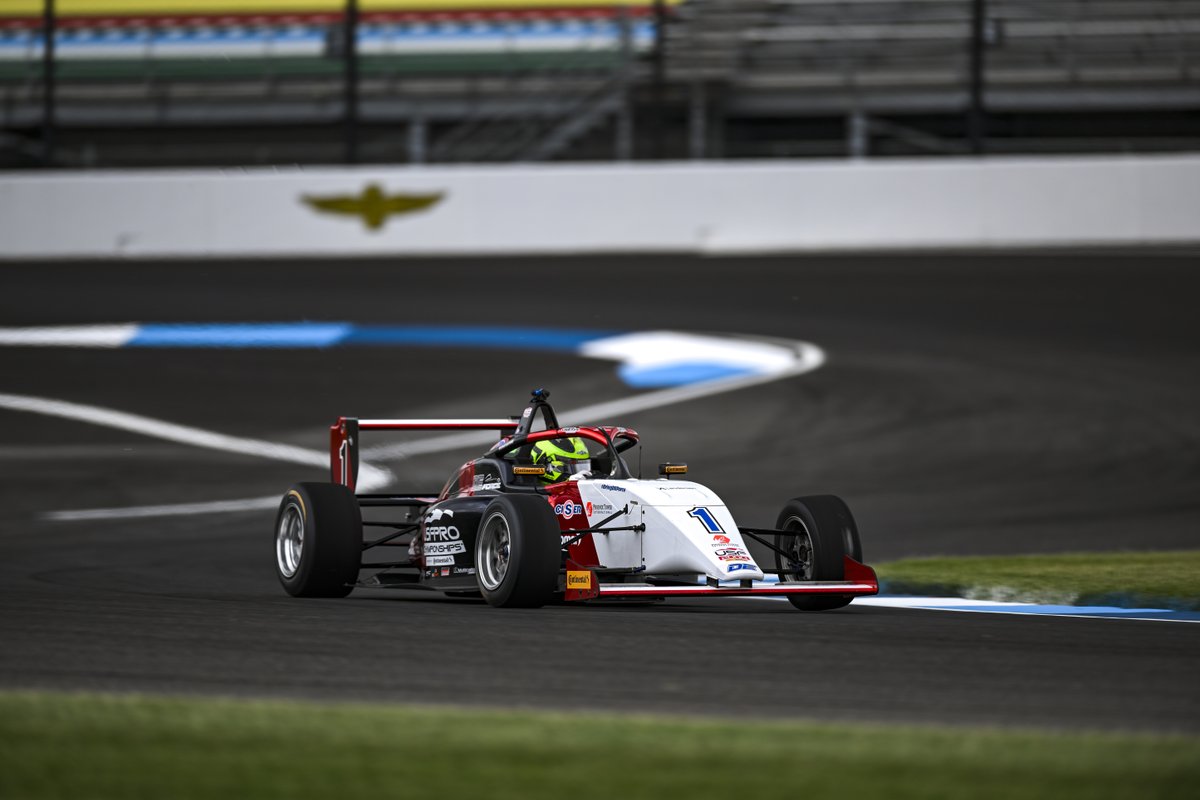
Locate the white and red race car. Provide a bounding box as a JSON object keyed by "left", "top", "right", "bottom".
{"left": 274, "top": 389, "right": 878, "bottom": 610}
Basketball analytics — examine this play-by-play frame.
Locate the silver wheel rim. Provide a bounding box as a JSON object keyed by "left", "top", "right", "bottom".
{"left": 276, "top": 502, "right": 304, "bottom": 579}
{"left": 781, "top": 515, "right": 814, "bottom": 581}
{"left": 476, "top": 512, "right": 512, "bottom": 591}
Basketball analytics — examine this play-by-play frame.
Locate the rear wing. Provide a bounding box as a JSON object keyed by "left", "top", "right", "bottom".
{"left": 330, "top": 417, "right": 518, "bottom": 491}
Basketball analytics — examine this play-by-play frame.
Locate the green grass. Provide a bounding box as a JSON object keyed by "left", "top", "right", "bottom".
{"left": 878, "top": 550, "right": 1200, "bottom": 609}
{"left": 1, "top": 691, "right": 1198, "bottom": 800}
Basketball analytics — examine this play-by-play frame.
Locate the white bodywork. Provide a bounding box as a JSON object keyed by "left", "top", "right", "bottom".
{"left": 575, "top": 478, "right": 765, "bottom": 582}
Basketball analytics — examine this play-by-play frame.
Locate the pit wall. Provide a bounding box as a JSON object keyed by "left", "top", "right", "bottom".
{"left": 1, "top": 155, "right": 1197, "bottom": 258}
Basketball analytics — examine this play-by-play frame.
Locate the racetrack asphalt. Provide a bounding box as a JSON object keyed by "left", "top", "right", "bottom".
{"left": 1, "top": 253, "right": 1198, "bottom": 732}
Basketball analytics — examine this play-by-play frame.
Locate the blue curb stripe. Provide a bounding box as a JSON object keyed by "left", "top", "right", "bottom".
{"left": 944, "top": 604, "right": 1200, "bottom": 622}
{"left": 118, "top": 323, "right": 765, "bottom": 389}
{"left": 343, "top": 325, "right": 610, "bottom": 351}
{"left": 126, "top": 323, "right": 612, "bottom": 351}
{"left": 619, "top": 362, "right": 759, "bottom": 388}
{"left": 131, "top": 323, "right": 354, "bottom": 348}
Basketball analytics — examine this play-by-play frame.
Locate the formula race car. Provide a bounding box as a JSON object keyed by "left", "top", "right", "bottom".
{"left": 273, "top": 389, "right": 878, "bottom": 610}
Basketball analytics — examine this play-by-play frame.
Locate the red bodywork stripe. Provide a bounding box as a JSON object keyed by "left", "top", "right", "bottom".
{"left": 547, "top": 482, "right": 600, "bottom": 567}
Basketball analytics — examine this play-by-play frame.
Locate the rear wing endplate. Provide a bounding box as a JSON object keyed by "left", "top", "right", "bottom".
{"left": 330, "top": 417, "right": 519, "bottom": 491}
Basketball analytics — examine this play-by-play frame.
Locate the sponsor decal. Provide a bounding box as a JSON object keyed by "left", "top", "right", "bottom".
{"left": 425, "top": 525, "right": 461, "bottom": 542}
{"left": 453, "top": 567, "right": 476, "bottom": 576}
{"left": 426, "top": 555, "right": 455, "bottom": 567}
{"left": 425, "top": 507, "right": 454, "bottom": 523}
{"left": 599, "top": 484, "right": 626, "bottom": 493}
{"left": 554, "top": 502, "right": 584, "bottom": 520}
{"left": 440, "top": 568, "right": 451, "bottom": 577}
{"left": 560, "top": 533, "right": 576, "bottom": 545}
{"left": 513, "top": 465, "right": 546, "bottom": 476}
{"left": 424, "top": 523, "right": 465, "bottom": 556}
{"left": 561, "top": 426, "right": 580, "bottom": 434}
{"left": 712, "top": 534, "right": 731, "bottom": 544}
{"left": 585, "top": 501, "right": 593, "bottom": 516}
{"left": 301, "top": 184, "right": 444, "bottom": 231}
{"left": 424, "top": 541, "right": 466, "bottom": 556}
{"left": 718, "top": 554, "right": 753, "bottom": 562}
{"left": 567, "top": 571, "right": 592, "bottom": 590}
{"left": 727, "top": 563, "right": 756, "bottom": 573}
{"left": 473, "top": 475, "right": 501, "bottom": 491}
{"left": 714, "top": 547, "right": 747, "bottom": 558}
{"left": 522, "top": 407, "right": 532, "bottom": 418}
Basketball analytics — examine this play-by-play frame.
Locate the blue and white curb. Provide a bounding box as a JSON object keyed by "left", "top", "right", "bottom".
{"left": 0, "top": 324, "right": 823, "bottom": 390}
{"left": 856, "top": 595, "right": 1200, "bottom": 623}
{"left": 722, "top": 577, "right": 1200, "bottom": 622}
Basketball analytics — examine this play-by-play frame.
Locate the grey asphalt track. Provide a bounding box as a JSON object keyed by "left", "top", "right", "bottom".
{"left": 1, "top": 253, "right": 1198, "bottom": 733}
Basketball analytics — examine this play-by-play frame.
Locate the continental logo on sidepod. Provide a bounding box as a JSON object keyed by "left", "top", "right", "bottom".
{"left": 566, "top": 571, "right": 592, "bottom": 590}
{"left": 301, "top": 184, "right": 444, "bottom": 231}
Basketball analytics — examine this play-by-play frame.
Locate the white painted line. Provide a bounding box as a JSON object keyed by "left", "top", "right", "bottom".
{"left": 49, "top": 497, "right": 281, "bottom": 522}
{"left": 0, "top": 325, "right": 138, "bottom": 347}
{"left": 0, "top": 392, "right": 391, "bottom": 521}
{"left": 0, "top": 392, "right": 327, "bottom": 467}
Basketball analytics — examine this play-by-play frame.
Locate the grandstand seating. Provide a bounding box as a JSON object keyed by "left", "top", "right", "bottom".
{"left": 1, "top": 0, "right": 1196, "bottom": 165}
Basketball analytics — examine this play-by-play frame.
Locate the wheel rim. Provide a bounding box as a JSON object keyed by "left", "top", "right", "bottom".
{"left": 779, "top": 515, "right": 814, "bottom": 581}
{"left": 476, "top": 512, "right": 512, "bottom": 591}
{"left": 276, "top": 502, "right": 304, "bottom": 579}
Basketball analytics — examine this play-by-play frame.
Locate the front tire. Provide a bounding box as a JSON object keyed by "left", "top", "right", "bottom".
{"left": 274, "top": 482, "right": 362, "bottom": 598}
{"left": 474, "top": 495, "right": 561, "bottom": 608}
{"left": 774, "top": 495, "right": 862, "bottom": 611}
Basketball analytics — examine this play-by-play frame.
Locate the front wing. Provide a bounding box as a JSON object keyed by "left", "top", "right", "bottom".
{"left": 565, "top": 556, "right": 879, "bottom": 601}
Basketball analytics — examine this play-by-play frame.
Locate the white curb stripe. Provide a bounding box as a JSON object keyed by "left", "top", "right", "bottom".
{"left": 0, "top": 325, "right": 138, "bottom": 347}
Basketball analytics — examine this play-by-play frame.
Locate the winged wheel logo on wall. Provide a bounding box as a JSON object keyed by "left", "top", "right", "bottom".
{"left": 301, "top": 185, "right": 445, "bottom": 231}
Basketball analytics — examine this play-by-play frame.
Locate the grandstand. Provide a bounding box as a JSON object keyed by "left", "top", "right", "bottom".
{"left": 0, "top": 0, "right": 1196, "bottom": 166}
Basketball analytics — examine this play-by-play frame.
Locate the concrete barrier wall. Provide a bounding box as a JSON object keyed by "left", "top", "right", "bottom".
{"left": 1, "top": 155, "right": 1197, "bottom": 258}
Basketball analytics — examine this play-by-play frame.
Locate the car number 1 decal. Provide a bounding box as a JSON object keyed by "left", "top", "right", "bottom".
{"left": 687, "top": 506, "right": 724, "bottom": 535}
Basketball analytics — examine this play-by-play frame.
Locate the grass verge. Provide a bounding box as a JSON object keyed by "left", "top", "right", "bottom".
{"left": 1, "top": 691, "right": 1198, "bottom": 800}
{"left": 877, "top": 550, "right": 1200, "bottom": 609}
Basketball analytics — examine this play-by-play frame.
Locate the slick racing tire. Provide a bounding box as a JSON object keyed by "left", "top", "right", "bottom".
{"left": 474, "top": 495, "right": 561, "bottom": 608}
{"left": 274, "top": 482, "right": 362, "bottom": 598}
{"left": 774, "top": 495, "right": 863, "bottom": 612}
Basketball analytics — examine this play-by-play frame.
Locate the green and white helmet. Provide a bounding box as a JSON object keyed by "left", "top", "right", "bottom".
{"left": 531, "top": 437, "right": 591, "bottom": 483}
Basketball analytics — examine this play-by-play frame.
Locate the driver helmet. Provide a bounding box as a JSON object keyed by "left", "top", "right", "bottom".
{"left": 531, "top": 437, "right": 591, "bottom": 483}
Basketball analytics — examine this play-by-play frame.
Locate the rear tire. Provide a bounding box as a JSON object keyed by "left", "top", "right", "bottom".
{"left": 774, "top": 495, "right": 862, "bottom": 611}
{"left": 274, "top": 482, "right": 362, "bottom": 598}
{"left": 474, "top": 495, "right": 561, "bottom": 608}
